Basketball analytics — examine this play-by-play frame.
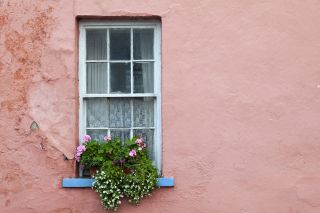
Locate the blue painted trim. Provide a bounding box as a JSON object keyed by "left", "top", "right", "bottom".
{"left": 62, "top": 177, "right": 174, "bottom": 188}
{"left": 157, "top": 177, "right": 174, "bottom": 187}
{"left": 63, "top": 178, "right": 94, "bottom": 188}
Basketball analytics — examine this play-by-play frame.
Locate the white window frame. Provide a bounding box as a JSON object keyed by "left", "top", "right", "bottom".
{"left": 78, "top": 20, "right": 162, "bottom": 172}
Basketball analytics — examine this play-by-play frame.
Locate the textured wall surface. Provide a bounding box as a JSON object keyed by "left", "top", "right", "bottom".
{"left": 1, "top": 0, "right": 320, "bottom": 212}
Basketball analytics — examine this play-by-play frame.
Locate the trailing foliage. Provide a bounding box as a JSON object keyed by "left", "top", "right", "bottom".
{"left": 75, "top": 135, "right": 158, "bottom": 211}
{"left": 123, "top": 155, "right": 158, "bottom": 204}
{"left": 93, "top": 162, "right": 124, "bottom": 211}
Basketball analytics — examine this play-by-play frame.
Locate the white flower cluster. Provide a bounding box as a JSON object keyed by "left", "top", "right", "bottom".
{"left": 93, "top": 170, "right": 157, "bottom": 210}
{"left": 123, "top": 173, "right": 156, "bottom": 204}
{"left": 93, "top": 171, "right": 124, "bottom": 211}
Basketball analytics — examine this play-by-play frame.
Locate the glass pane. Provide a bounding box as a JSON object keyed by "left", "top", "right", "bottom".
{"left": 133, "top": 129, "right": 154, "bottom": 160}
{"left": 109, "top": 98, "right": 131, "bottom": 128}
{"left": 110, "top": 63, "right": 131, "bottom": 93}
{"left": 133, "top": 62, "right": 154, "bottom": 93}
{"left": 110, "top": 29, "right": 130, "bottom": 60}
{"left": 86, "top": 98, "right": 108, "bottom": 128}
{"left": 87, "top": 129, "right": 108, "bottom": 141}
{"left": 86, "top": 29, "right": 107, "bottom": 60}
{"left": 133, "top": 98, "right": 154, "bottom": 127}
{"left": 133, "top": 29, "right": 154, "bottom": 60}
{"left": 110, "top": 129, "right": 130, "bottom": 143}
{"left": 86, "top": 63, "right": 107, "bottom": 94}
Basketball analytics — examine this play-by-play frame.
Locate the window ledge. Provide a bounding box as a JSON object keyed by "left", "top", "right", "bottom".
{"left": 62, "top": 177, "right": 174, "bottom": 188}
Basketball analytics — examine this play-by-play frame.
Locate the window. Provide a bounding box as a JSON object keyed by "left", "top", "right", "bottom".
{"left": 78, "top": 20, "right": 161, "bottom": 171}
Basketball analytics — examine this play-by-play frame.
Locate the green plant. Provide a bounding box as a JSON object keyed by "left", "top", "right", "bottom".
{"left": 75, "top": 135, "right": 158, "bottom": 211}
{"left": 79, "top": 140, "right": 107, "bottom": 169}
{"left": 93, "top": 161, "right": 125, "bottom": 211}
{"left": 123, "top": 155, "right": 158, "bottom": 204}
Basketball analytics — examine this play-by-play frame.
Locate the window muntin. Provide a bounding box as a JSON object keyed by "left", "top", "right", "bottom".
{"left": 79, "top": 21, "right": 161, "bottom": 170}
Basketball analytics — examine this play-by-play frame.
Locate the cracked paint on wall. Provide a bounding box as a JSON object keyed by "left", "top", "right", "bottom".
{"left": 1, "top": 0, "right": 320, "bottom": 212}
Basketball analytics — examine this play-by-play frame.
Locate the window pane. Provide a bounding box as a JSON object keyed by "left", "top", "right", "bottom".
{"left": 87, "top": 129, "right": 108, "bottom": 141}
{"left": 133, "top": 62, "right": 154, "bottom": 93}
{"left": 133, "top": 98, "right": 154, "bottom": 127}
{"left": 133, "top": 29, "right": 154, "bottom": 60}
{"left": 109, "top": 98, "right": 131, "bottom": 128}
{"left": 86, "top": 29, "right": 107, "bottom": 60}
{"left": 110, "top": 29, "right": 130, "bottom": 60}
{"left": 133, "top": 129, "right": 154, "bottom": 160}
{"left": 86, "top": 98, "right": 108, "bottom": 128}
{"left": 110, "top": 129, "right": 130, "bottom": 142}
{"left": 110, "top": 63, "right": 131, "bottom": 93}
{"left": 86, "top": 63, "right": 107, "bottom": 94}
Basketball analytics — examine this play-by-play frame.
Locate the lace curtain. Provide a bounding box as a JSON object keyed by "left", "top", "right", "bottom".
{"left": 86, "top": 97, "right": 154, "bottom": 149}
{"left": 87, "top": 98, "right": 154, "bottom": 128}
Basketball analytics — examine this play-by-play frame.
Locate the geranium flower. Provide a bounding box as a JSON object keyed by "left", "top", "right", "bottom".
{"left": 75, "top": 144, "right": 86, "bottom": 162}
{"left": 135, "top": 138, "right": 143, "bottom": 145}
{"left": 83, "top": 135, "right": 91, "bottom": 142}
{"left": 129, "top": 149, "right": 136, "bottom": 157}
{"left": 77, "top": 144, "right": 86, "bottom": 152}
{"left": 103, "top": 136, "right": 112, "bottom": 141}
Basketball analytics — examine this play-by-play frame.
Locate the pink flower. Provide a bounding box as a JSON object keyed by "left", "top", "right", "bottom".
{"left": 135, "top": 138, "right": 143, "bottom": 145}
{"left": 77, "top": 144, "right": 86, "bottom": 151}
{"left": 83, "top": 135, "right": 91, "bottom": 142}
{"left": 75, "top": 144, "right": 86, "bottom": 162}
{"left": 129, "top": 149, "right": 137, "bottom": 157}
{"left": 103, "top": 136, "right": 112, "bottom": 141}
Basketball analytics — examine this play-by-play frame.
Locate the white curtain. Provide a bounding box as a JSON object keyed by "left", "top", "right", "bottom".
{"left": 86, "top": 63, "right": 107, "bottom": 94}
{"left": 109, "top": 98, "right": 131, "bottom": 128}
{"left": 133, "top": 98, "right": 154, "bottom": 127}
{"left": 86, "top": 98, "right": 109, "bottom": 127}
{"left": 86, "top": 29, "right": 107, "bottom": 60}
{"left": 86, "top": 98, "right": 154, "bottom": 128}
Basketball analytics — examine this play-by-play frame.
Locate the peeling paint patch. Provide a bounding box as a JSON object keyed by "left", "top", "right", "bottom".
{"left": 30, "top": 121, "right": 39, "bottom": 130}
{"left": 0, "top": 15, "right": 8, "bottom": 28}
{"left": 1, "top": 4, "right": 54, "bottom": 114}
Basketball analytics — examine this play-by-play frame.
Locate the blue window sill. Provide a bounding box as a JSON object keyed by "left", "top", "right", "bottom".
{"left": 62, "top": 177, "right": 174, "bottom": 188}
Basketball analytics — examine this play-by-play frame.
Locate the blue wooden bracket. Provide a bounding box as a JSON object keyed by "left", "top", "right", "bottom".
{"left": 62, "top": 177, "right": 174, "bottom": 188}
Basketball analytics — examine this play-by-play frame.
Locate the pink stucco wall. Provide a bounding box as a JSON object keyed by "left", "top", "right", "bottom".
{"left": 1, "top": 0, "right": 320, "bottom": 212}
